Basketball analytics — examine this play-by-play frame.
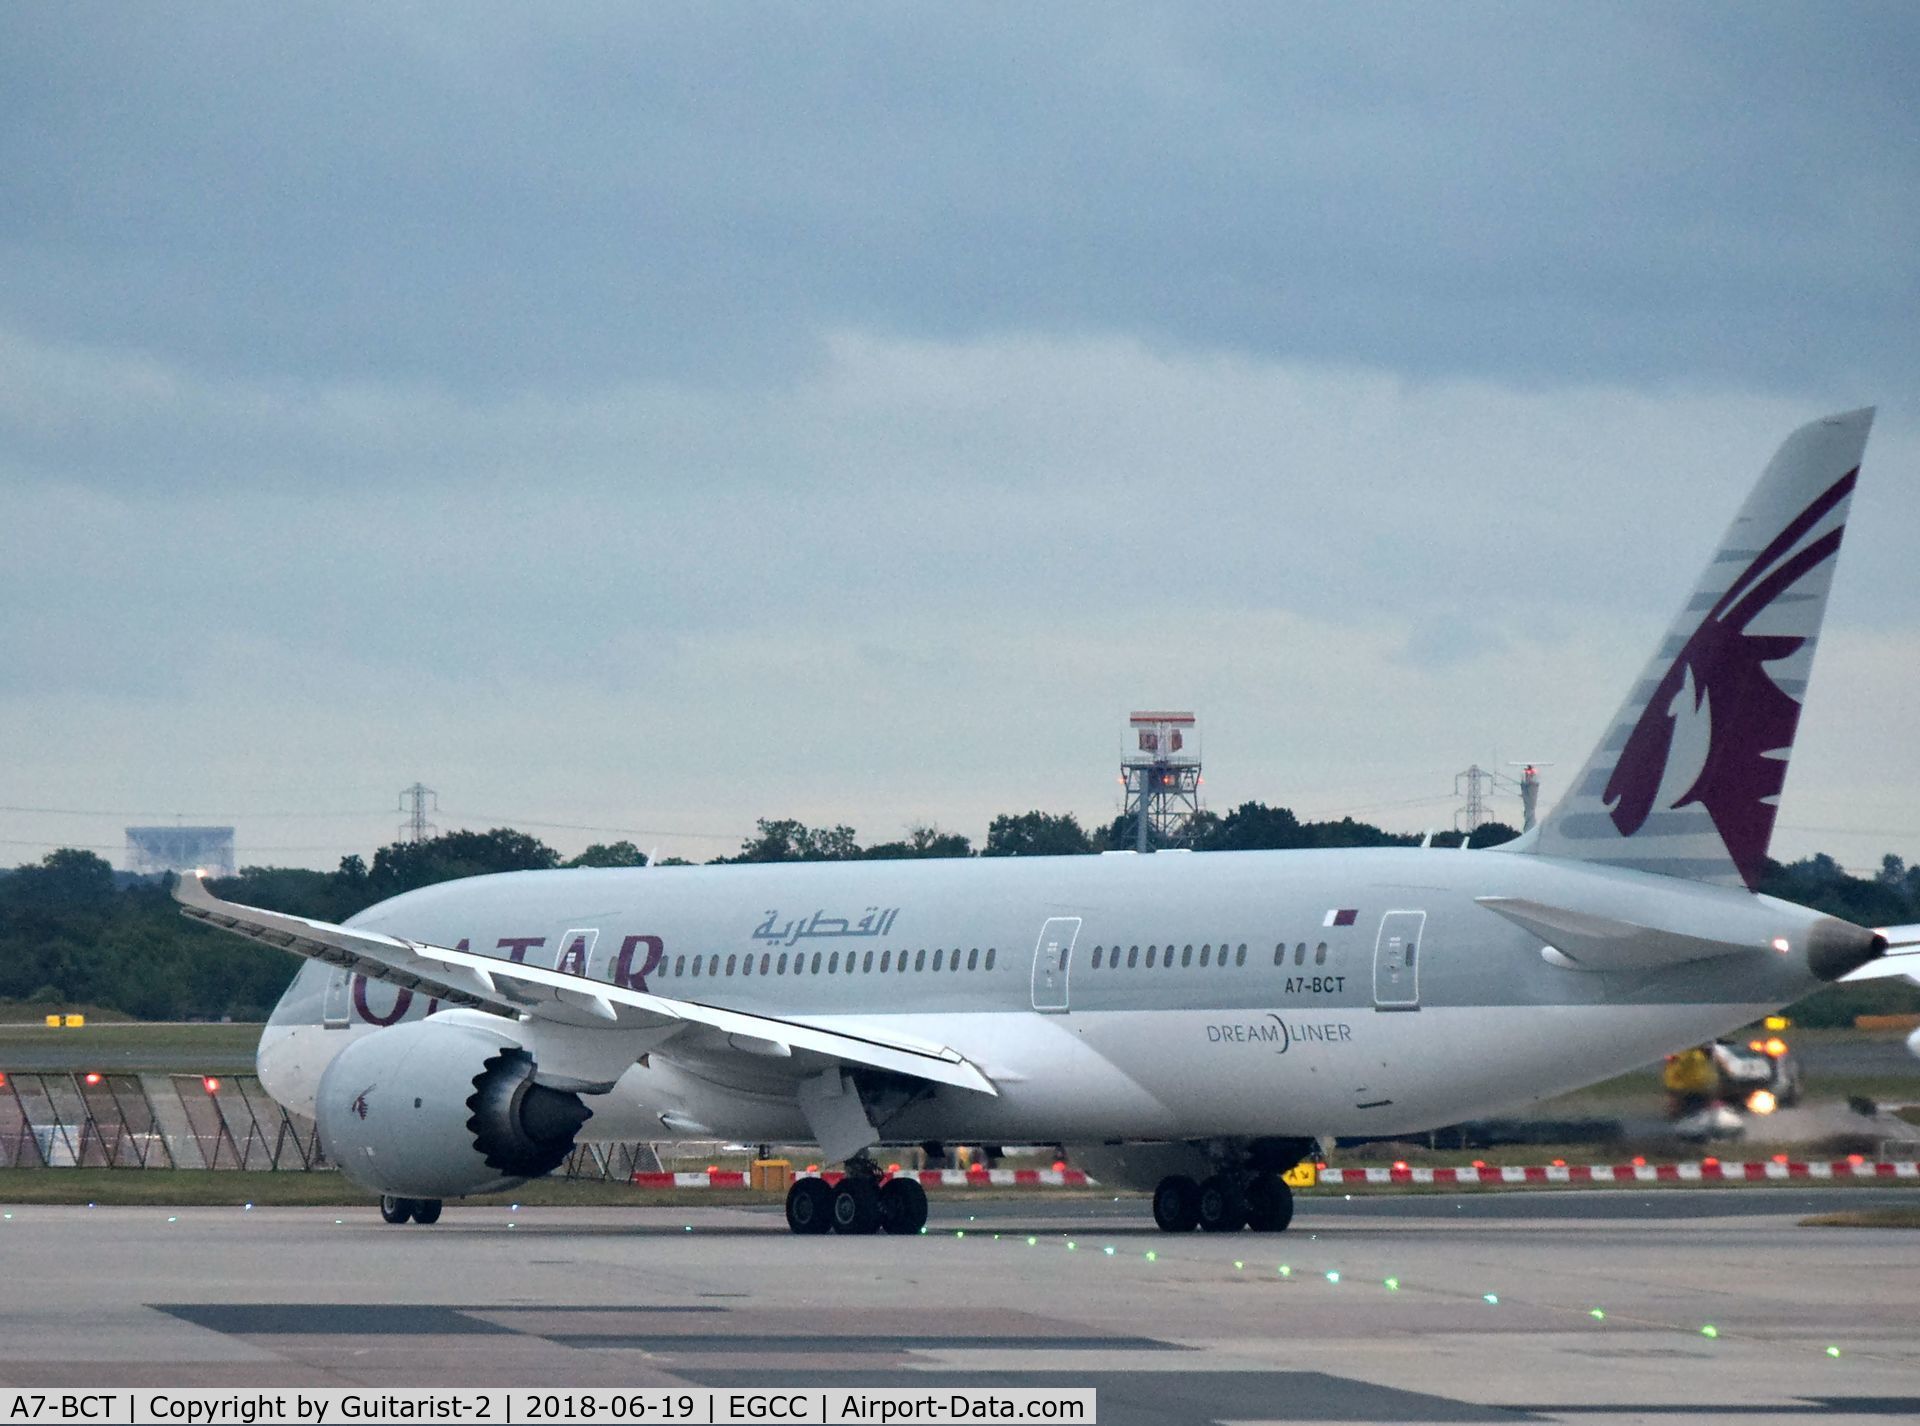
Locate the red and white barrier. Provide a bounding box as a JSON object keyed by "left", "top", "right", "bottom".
{"left": 1313, "top": 1158, "right": 1920, "bottom": 1187}
{"left": 631, "top": 1167, "right": 1093, "bottom": 1189}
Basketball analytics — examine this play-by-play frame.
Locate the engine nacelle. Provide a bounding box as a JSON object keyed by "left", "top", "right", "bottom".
{"left": 316, "top": 1019, "right": 591, "bottom": 1199}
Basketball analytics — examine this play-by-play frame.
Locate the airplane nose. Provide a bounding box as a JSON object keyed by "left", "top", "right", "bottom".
{"left": 1804, "top": 917, "right": 1885, "bottom": 982}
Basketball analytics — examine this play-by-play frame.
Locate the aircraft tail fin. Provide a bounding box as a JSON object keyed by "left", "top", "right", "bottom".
{"left": 1513, "top": 408, "right": 1875, "bottom": 890}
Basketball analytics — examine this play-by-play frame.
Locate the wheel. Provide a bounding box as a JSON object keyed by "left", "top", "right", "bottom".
{"left": 878, "top": 1177, "right": 929, "bottom": 1235}
{"left": 1244, "top": 1175, "right": 1293, "bottom": 1233}
{"left": 830, "top": 1177, "right": 883, "bottom": 1235}
{"left": 411, "top": 1198, "right": 443, "bottom": 1225}
{"left": 1196, "top": 1174, "right": 1246, "bottom": 1233}
{"left": 379, "top": 1194, "right": 414, "bottom": 1225}
{"left": 1151, "top": 1174, "right": 1200, "bottom": 1233}
{"left": 785, "top": 1176, "right": 834, "bottom": 1235}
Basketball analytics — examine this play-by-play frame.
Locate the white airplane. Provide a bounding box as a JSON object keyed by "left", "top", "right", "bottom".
{"left": 178, "top": 408, "right": 1909, "bottom": 1236}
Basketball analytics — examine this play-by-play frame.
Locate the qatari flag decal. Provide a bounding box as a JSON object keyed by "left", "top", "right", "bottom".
{"left": 1323, "top": 908, "right": 1358, "bottom": 928}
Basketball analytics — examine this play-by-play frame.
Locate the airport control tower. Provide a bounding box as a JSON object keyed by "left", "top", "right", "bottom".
{"left": 1121, "top": 711, "right": 1202, "bottom": 851}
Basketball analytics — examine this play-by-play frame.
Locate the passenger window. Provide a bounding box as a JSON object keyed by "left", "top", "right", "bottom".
{"left": 1146, "top": 945, "right": 1157, "bottom": 968}
{"left": 708, "top": 955, "right": 720, "bottom": 977}
{"left": 863, "top": 950, "right": 874, "bottom": 973}
{"left": 828, "top": 952, "right": 840, "bottom": 973}
{"left": 760, "top": 953, "right": 771, "bottom": 975}
{"left": 933, "top": 948, "right": 945, "bottom": 971}
{"left": 846, "top": 953, "right": 856, "bottom": 974}
{"left": 810, "top": 952, "right": 822, "bottom": 974}
{"left": 691, "top": 957, "right": 702, "bottom": 978}
{"left": 1093, "top": 946, "right": 1104, "bottom": 969}
{"left": 1201, "top": 945, "right": 1212, "bottom": 967}
{"left": 1295, "top": 943, "right": 1306, "bottom": 966}
{"left": 880, "top": 950, "right": 891, "bottom": 972}
{"left": 985, "top": 948, "right": 996, "bottom": 970}
{"left": 726, "top": 954, "right": 738, "bottom": 976}
{"left": 1182, "top": 944, "right": 1193, "bottom": 967}
{"left": 741, "top": 955, "right": 752, "bottom": 977}
{"left": 777, "top": 953, "right": 788, "bottom": 974}
{"left": 1273, "top": 943, "right": 1283, "bottom": 966}
{"left": 1235, "top": 944, "right": 1247, "bottom": 967}
{"left": 1315, "top": 942, "right": 1328, "bottom": 965}
{"left": 1127, "top": 945, "right": 1139, "bottom": 968}
{"left": 674, "top": 955, "right": 686, "bottom": 977}
{"left": 915, "top": 949, "right": 927, "bottom": 972}
{"left": 968, "top": 947, "right": 979, "bottom": 971}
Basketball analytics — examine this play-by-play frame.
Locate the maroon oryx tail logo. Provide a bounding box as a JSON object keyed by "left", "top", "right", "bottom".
{"left": 1604, "top": 469, "right": 1856, "bottom": 889}
{"left": 350, "top": 1086, "right": 374, "bottom": 1120}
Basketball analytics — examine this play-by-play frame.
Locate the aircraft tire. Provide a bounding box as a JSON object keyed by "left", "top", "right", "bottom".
{"left": 1244, "top": 1175, "right": 1293, "bottom": 1233}
{"left": 785, "top": 1177, "right": 834, "bottom": 1235}
{"left": 831, "top": 1177, "right": 883, "bottom": 1235}
{"left": 411, "top": 1198, "right": 444, "bottom": 1225}
{"left": 879, "top": 1177, "right": 929, "bottom": 1235}
{"left": 379, "top": 1195, "right": 415, "bottom": 1225}
{"left": 1196, "top": 1174, "right": 1246, "bottom": 1233}
{"left": 1151, "top": 1175, "right": 1200, "bottom": 1233}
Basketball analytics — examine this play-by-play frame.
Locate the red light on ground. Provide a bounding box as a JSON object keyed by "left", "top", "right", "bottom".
{"left": 1051, "top": 1160, "right": 1067, "bottom": 1173}
{"left": 1848, "top": 1153, "right": 1865, "bottom": 1165}
{"left": 1392, "top": 1160, "right": 1408, "bottom": 1171}
{"left": 1551, "top": 1159, "right": 1566, "bottom": 1167}
{"left": 886, "top": 1163, "right": 901, "bottom": 1174}
{"left": 706, "top": 1165, "right": 719, "bottom": 1174}
{"left": 1471, "top": 1159, "right": 1486, "bottom": 1168}
{"left": 1772, "top": 1153, "right": 1790, "bottom": 1164}
{"left": 83, "top": 1072, "right": 102, "bottom": 1086}
{"left": 1631, "top": 1156, "right": 1647, "bottom": 1167}
{"left": 1703, "top": 1156, "right": 1718, "bottom": 1167}
{"left": 0, "top": 1072, "right": 8, "bottom": 1087}
{"left": 202, "top": 1076, "right": 220, "bottom": 1095}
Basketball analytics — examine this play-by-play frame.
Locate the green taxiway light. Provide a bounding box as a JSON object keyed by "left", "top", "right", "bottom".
{"left": 1146, "top": 1251, "right": 1158, "bottom": 1262}
{"left": 1700, "top": 1325, "right": 1719, "bottom": 1339}
{"left": 1278, "top": 1265, "right": 1292, "bottom": 1277}
{"left": 1026, "top": 1236, "right": 1037, "bottom": 1246}
{"left": 1826, "top": 1346, "right": 1841, "bottom": 1358}
{"left": 1325, "top": 1270, "right": 1341, "bottom": 1284}
{"left": 1384, "top": 1278, "right": 1399, "bottom": 1291}
{"left": 1482, "top": 1293, "right": 1498, "bottom": 1305}
{"left": 1589, "top": 1309, "right": 1605, "bottom": 1320}
{"left": 1103, "top": 1246, "right": 1116, "bottom": 1256}
{"left": 1234, "top": 1261, "right": 1244, "bottom": 1271}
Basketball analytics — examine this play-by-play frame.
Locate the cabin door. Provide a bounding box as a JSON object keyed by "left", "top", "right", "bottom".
{"left": 1030, "top": 917, "right": 1082, "bottom": 1013}
{"left": 322, "top": 968, "right": 351, "bottom": 1028}
{"left": 1372, "top": 910, "right": 1426, "bottom": 1011}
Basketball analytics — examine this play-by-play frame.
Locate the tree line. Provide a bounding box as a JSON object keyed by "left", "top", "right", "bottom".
{"left": 2, "top": 810, "right": 1916, "bottom": 1024}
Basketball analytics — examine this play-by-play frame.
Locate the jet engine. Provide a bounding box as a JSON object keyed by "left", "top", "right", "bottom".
{"left": 315, "top": 1019, "right": 591, "bottom": 1199}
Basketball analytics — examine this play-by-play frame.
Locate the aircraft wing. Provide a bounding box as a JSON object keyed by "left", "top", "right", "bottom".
{"left": 1841, "top": 923, "right": 1920, "bottom": 985}
{"left": 174, "top": 873, "right": 996, "bottom": 1095}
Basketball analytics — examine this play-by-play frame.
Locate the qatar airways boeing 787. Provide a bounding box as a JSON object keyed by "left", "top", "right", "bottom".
{"left": 178, "top": 408, "right": 1915, "bottom": 1236}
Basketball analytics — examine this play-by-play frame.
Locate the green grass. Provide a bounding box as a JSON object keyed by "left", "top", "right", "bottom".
{"left": 1800, "top": 1207, "right": 1920, "bottom": 1228}
{"left": 0, "top": 1019, "right": 262, "bottom": 1072}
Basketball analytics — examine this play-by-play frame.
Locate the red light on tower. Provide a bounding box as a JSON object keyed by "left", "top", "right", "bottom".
{"left": 202, "top": 1076, "right": 221, "bottom": 1095}
{"left": 83, "top": 1072, "right": 102, "bottom": 1086}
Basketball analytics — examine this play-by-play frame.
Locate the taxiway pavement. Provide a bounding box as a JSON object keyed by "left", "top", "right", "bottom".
{"left": 0, "top": 1191, "right": 1915, "bottom": 1424}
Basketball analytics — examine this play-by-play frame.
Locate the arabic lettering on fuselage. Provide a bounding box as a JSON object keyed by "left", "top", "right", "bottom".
{"left": 752, "top": 907, "right": 901, "bottom": 946}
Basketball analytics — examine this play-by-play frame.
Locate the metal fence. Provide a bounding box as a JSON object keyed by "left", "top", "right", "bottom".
{"left": 0, "top": 1070, "right": 660, "bottom": 1177}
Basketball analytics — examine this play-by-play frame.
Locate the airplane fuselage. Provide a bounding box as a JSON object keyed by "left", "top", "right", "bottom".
{"left": 259, "top": 846, "right": 1832, "bottom": 1148}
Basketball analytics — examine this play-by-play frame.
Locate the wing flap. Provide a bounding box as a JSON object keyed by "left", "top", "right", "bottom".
{"left": 175, "top": 873, "right": 997, "bottom": 1094}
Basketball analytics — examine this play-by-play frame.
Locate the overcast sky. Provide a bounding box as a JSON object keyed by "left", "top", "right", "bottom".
{"left": 4, "top": 3, "right": 1917, "bottom": 873}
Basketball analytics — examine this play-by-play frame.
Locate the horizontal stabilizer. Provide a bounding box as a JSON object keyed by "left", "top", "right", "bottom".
{"left": 174, "top": 872, "right": 996, "bottom": 1095}
{"left": 1474, "top": 896, "right": 1755, "bottom": 971}
{"left": 1841, "top": 923, "right": 1920, "bottom": 986}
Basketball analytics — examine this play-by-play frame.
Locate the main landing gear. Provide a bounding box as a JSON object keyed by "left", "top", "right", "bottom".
{"left": 1151, "top": 1171, "right": 1294, "bottom": 1234}
{"left": 379, "top": 1194, "right": 444, "bottom": 1225}
{"left": 784, "top": 1160, "right": 929, "bottom": 1236}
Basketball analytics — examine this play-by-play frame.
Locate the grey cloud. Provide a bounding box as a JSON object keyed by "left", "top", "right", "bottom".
{"left": 2, "top": 4, "right": 1914, "bottom": 398}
